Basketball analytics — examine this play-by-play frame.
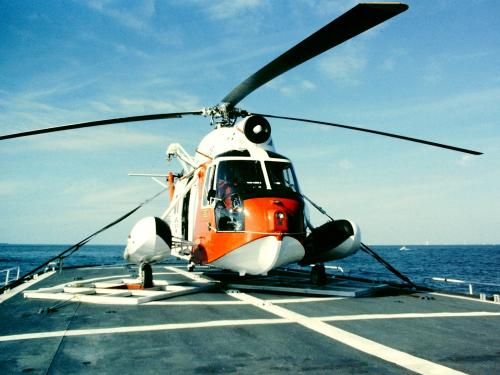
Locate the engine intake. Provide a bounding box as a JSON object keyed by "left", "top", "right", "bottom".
{"left": 242, "top": 115, "right": 271, "bottom": 144}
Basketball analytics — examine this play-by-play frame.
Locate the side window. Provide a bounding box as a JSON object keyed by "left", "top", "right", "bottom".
{"left": 265, "top": 162, "right": 298, "bottom": 193}
{"left": 282, "top": 166, "right": 297, "bottom": 191}
{"left": 202, "top": 166, "right": 215, "bottom": 206}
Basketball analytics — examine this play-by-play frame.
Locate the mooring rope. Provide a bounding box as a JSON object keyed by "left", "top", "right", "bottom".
{"left": 303, "top": 193, "right": 416, "bottom": 287}
{"left": 0, "top": 188, "right": 167, "bottom": 293}
{"left": 359, "top": 242, "right": 416, "bottom": 287}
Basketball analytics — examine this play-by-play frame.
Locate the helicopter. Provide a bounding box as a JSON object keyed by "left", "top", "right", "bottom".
{"left": 0, "top": 3, "right": 482, "bottom": 287}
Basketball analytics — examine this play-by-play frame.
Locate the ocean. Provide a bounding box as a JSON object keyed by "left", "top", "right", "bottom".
{"left": 1, "top": 243, "right": 499, "bottom": 296}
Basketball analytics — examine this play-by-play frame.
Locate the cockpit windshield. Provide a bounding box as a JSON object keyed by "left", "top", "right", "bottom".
{"left": 265, "top": 161, "right": 299, "bottom": 194}
{"left": 212, "top": 158, "right": 301, "bottom": 231}
{"left": 216, "top": 160, "right": 265, "bottom": 199}
{"left": 214, "top": 159, "right": 299, "bottom": 201}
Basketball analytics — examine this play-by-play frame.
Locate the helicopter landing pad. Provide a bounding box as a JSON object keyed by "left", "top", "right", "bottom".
{"left": 22, "top": 264, "right": 386, "bottom": 305}
{"left": 2, "top": 261, "right": 499, "bottom": 374}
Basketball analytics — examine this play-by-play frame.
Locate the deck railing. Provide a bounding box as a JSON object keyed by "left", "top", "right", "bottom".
{"left": 431, "top": 277, "right": 500, "bottom": 300}
{"left": 0, "top": 266, "right": 21, "bottom": 287}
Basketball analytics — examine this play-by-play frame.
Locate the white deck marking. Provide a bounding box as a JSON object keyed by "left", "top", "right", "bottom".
{"left": 431, "top": 292, "right": 500, "bottom": 305}
{"left": 0, "top": 318, "right": 289, "bottom": 342}
{"left": 1, "top": 309, "right": 497, "bottom": 345}
{"left": 318, "top": 311, "right": 500, "bottom": 321}
{"left": 226, "top": 291, "right": 469, "bottom": 375}
{"left": 163, "top": 266, "right": 213, "bottom": 282}
{"left": 0, "top": 271, "right": 55, "bottom": 303}
{"left": 164, "top": 265, "right": 474, "bottom": 373}
{"left": 147, "top": 300, "right": 248, "bottom": 306}
{"left": 45, "top": 271, "right": 176, "bottom": 290}
{"left": 267, "top": 296, "right": 344, "bottom": 304}
{"left": 148, "top": 296, "right": 342, "bottom": 306}
{"left": 46, "top": 274, "right": 131, "bottom": 290}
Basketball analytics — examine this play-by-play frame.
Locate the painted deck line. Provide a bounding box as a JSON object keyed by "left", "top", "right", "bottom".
{"left": 0, "top": 318, "right": 290, "bottom": 343}
{"left": 166, "top": 264, "right": 469, "bottom": 374}
{"left": 227, "top": 291, "right": 468, "bottom": 375}
{"left": 318, "top": 311, "right": 500, "bottom": 321}
{"left": 147, "top": 296, "right": 343, "bottom": 306}
{"left": 2, "top": 309, "right": 498, "bottom": 344}
{"left": 147, "top": 300, "right": 248, "bottom": 306}
{"left": 163, "top": 266, "right": 346, "bottom": 304}
{"left": 163, "top": 266, "right": 213, "bottom": 282}
{"left": 430, "top": 292, "right": 500, "bottom": 305}
{"left": 267, "top": 296, "right": 344, "bottom": 304}
{"left": 31, "top": 271, "right": 173, "bottom": 290}
{"left": 54, "top": 274, "right": 131, "bottom": 287}
{"left": 0, "top": 271, "right": 55, "bottom": 303}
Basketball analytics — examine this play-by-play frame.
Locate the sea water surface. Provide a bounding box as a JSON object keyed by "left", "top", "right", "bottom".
{"left": 1, "top": 243, "right": 499, "bottom": 296}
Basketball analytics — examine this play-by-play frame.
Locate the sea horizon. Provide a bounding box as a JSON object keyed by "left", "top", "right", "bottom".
{"left": 2, "top": 242, "right": 499, "bottom": 247}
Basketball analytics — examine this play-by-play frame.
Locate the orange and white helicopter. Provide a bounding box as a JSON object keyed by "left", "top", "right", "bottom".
{"left": 0, "top": 3, "right": 481, "bottom": 286}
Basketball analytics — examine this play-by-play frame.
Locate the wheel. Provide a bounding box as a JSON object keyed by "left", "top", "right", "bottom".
{"left": 311, "top": 264, "right": 327, "bottom": 285}
{"left": 141, "top": 263, "right": 153, "bottom": 288}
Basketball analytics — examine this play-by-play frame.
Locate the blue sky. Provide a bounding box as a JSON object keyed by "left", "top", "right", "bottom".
{"left": 1, "top": 0, "right": 499, "bottom": 245}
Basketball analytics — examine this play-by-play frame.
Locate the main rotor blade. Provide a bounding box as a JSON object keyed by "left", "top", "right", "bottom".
{"left": 221, "top": 3, "right": 408, "bottom": 107}
{"left": 0, "top": 111, "right": 203, "bottom": 141}
{"left": 253, "top": 113, "right": 483, "bottom": 155}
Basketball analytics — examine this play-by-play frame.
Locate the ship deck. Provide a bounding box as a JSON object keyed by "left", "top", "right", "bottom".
{"left": 1, "top": 261, "right": 499, "bottom": 374}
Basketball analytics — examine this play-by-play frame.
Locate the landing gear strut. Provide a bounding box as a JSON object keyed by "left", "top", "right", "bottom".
{"left": 141, "top": 263, "right": 153, "bottom": 288}
{"left": 310, "top": 264, "right": 327, "bottom": 285}
{"left": 187, "top": 256, "right": 195, "bottom": 272}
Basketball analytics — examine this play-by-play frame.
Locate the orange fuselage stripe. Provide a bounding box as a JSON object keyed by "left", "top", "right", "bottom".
{"left": 193, "top": 194, "right": 305, "bottom": 264}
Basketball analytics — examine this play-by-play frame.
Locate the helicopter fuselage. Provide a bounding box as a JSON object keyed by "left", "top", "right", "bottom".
{"left": 125, "top": 115, "right": 361, "bottom": 277}
{"left": 169, "top": 118, "right": 307, "bottom": 275}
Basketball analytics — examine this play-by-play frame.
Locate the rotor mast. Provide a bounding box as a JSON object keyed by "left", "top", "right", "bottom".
{"left": 202, "top": 103, "right": 248, "bottom": 128}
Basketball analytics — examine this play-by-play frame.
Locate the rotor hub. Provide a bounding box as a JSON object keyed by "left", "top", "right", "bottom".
{"left": 202, "top": 103, "right": 248, "bottom": 127}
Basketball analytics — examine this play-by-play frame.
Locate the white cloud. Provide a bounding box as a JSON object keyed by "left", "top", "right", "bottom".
{"left": 86, "top": 0, "right": 156, "bottom": 31}
{"left": 113, "top": 43, "right": 150, "bottom": 59}
{"left": 265, "top": 79, "right": 317, "bottom": 96}
{"left": 301, "top": 80, "right": 317, "bottom": 91}
{"left": 317, "top": 45, "right": 367, "bottom": 85}
{"left": 111, "top": 94, "right": 202, "bottom": 113}
{"left": 298, "top": 0, "right": 357, "bottom": 17}
{"left": 0, "top": 94, "right": 90, "bottom": 133}
{"left": 422, "top": 58, "right": 444, "bottom": 84}
{"left": 83, "top": 0, "right": 182, "bottom": 46}
{"left": 379, "top": 49, "right": 407, "bottom": 73}
{"left": 0, "top": 88, "right": 203, "bottom": 138}
{"left": 381, "top": 57, "right": 395, "bottom": 72}
{"left": 361, "top": 88, "right": 500, "bottom": 120}
{"left": 28, "top": 128, "right": 163, "bottom": 151}
{"left": 421, "top": 51, "right": 491, "bottom": 85}
{"left": 76, "top": 183, "right": 164, "bottom": 207}
{"left": 201, "top": 0, "right": 265, "bottom": 20}
{"left": 338, "top": 159, "right": 354, "bottom": 170}
{"left": 0, "top": 181, "right": 21, "bottom": 196}
{"left": 457, "top": 154, "right": 474, "bottom": 167}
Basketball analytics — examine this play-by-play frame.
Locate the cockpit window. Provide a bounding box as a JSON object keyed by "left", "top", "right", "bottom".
{"left": 266, "top": 150, "right": 289, "bottom": 159}
{"left": 213, "top": 159, "right": 301, "bottom": 232}
{"left": 216, "top": 160, "right": 265, "bottom": 198}
{"left": 265, "top": 161, "right": 299, "bottom": 193}
{"left": 214, "top": 160, "right": 263, "bottom": 231}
